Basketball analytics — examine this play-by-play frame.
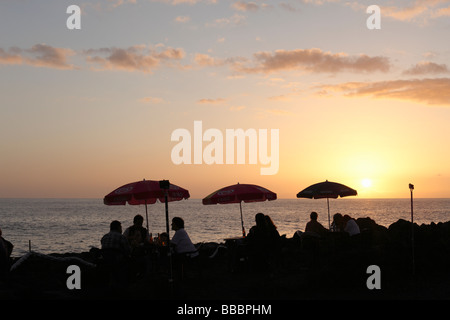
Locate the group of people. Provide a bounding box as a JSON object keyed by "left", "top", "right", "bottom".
{"left": 100, "top": 214, "right": 197, "bottom": 257}
{"left": 100, "top": 214, "right": 198, "bottom": 285}
{"left": 305, "top": 211, "right": 361, "bottom": 237}
{"left": 241, "top": 211, "right": 360, "bottom": 271}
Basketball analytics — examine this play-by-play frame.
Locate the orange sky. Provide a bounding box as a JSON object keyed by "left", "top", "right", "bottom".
{"left": 1, "top": 0, "right": 450, "bottom": 199}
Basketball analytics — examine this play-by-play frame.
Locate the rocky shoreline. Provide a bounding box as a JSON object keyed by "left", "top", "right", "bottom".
{"left": 2, "top": 217, "right": 450, "bottom": 300}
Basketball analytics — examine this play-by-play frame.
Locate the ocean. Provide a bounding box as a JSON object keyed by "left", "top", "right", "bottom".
{"left": 1, "top": 198, "right": 449, "bottom": 257}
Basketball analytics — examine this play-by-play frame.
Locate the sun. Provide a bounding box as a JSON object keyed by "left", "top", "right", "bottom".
{"left": 361, "top": 178, "right": 372, "bottom": 188}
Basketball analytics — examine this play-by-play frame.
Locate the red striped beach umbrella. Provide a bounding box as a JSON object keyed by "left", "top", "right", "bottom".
{"left": 104, "top": 179, "right": 190, "bottom": 233}
{"left": 202, "top": 183, "right": 277, "bottom": 237}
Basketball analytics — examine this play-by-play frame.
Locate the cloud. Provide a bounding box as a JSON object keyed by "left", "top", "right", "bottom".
{"left": 197, "top": 98, "right": 227, "bottom": 104}
{"left": 232, "top": 48, "right": 390, "bottom": 74}
{"left": 318, "top": 78, "right": 450, "bottom": 105}
{"left": 229, "top": 105, "right": 246, "bottom": 111}
{"left": 206, "top": 13, "right": 246, "bottom": 27}
{"left": 152, "top": 0, "right": 216, "bottom": 5}
{"left": 231, "top": 1, "right": 260, "bottom": 12}
{"left": 85, "top": 45, "right": 185, "bottom": 72}
{"left": 0, "top": 44, "right": 75, "bottom": 70}
{"left": 381, "top": 0, "right": 450, "bottom": 23}
{"left": 433, "top": 6, "right": 450, "bottom": 17}
{"left": 301, "top": 0, "right": 342, "bottom": 5}
{"left": 279, "top": 3, "right": 300, "bottom": 12}
{"left": 0, "top": 48, "right": 23, "bottom": 65}
{"left": 403, "top": 61, "right": 450, "bottom": 75}
{"left": 194, "top": 53, "right": 223, "bottom": 67}
{"left": 107, "top": 0, "right": 137, "bottom": 8}
{"left": 268, "top": 94, "right": 293, "bottom": 102}
{"left": 175, "top": 15, "right": 191, "bottom": 23}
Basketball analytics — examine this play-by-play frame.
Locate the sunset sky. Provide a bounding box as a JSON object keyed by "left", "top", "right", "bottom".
{"left": 1, "top": 0, "right": 450, "bottom": 199}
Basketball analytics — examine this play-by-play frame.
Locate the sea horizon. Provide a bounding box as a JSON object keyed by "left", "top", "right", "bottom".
{"left": 1, "top": 198, "right": 449, "bottom": 256}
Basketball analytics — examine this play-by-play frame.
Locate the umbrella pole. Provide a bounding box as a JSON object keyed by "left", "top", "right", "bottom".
{"left": 165, "top": 193, "right": 170, "bottom": 234}
{"left": 239, "top": 201, "right": 246, "bottom": 237}
{"left": 164, "top": 190, "right": 174, "bottom": 284}
{"left": 145, "top": 200, "right": 149, "bottom": 231}
{"left": 327, "top": 197, "right": 331, "bottom": 230}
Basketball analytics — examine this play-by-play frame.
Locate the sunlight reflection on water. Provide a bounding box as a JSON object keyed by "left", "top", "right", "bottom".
{"left": 1, "top": 198, "right": 449, "bottom": 255}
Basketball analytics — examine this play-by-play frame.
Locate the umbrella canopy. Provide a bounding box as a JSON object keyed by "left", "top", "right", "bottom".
{"left": 104, "top": 179, "right": 190, "bottom": 205}
{"left": 104, "top": 179, "right": 190, "bottom": 232}
{"left": 202, "top": 183, "right": 277, "bottom": 237}
{"left": 296, "top": 180, "right": 357, "bottom": 229}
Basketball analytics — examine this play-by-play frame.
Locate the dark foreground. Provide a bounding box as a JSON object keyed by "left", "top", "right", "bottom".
{"left": 2, "top": 218, "right": 450, "bottom": 300}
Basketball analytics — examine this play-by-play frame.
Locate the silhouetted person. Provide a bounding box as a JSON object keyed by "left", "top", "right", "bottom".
{"left": 171, "top": 217, "right": 199, "bottom": 280}
{"left": 100, "top": 220, "right": 131, "bottom": 288}
{"left": 0, "top": 227, "right": 13, "bottom": 284}
{"left": 331, "top": 213, "right": 344, "bottom": 232}
{"left": 171, "top": 217, "right": 198, "bottom": 256}
{"left": 123, "top": 214, "right": 151, "bottom": 278}
{"left": 343, "top": 214, "right": 360, "bottom": 236}
{"left": 305, "top": 211, "right": 329, "bottom": 237}
{"left": 246, "top": 213, "right": 281, "bottom": 271}
{"left": 123, "top": 214, "right": 150, "bottom": 253}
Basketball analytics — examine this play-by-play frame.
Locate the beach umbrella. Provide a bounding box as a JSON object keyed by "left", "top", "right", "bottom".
{"left": 296, "top": 180, "right": 357, "bottom": 229}
{"left": 202, "top": 183, "right": 277, "bottom": 237}
{"left": 103, "top": 179, "right": 190, "bottom": 234}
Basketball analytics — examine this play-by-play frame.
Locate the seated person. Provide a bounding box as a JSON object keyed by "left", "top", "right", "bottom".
{"left": 100, "top": 220, "right": 131, "bottom": 287}
{"left": 305, "top": 211, "right": 329, "bottom": 237}
{"left": 343, "top": 215, "right": 360, "bottom": 236}
{"left": 101, "top": 220, "right": 131, "bottom": 261}
{"left": 331, "top": 213, "right": 344, "bottom": 232}
{"left": 123, "top": 214, "right": 150, "bottom": 254}
{"left": 246, "top": 213, "right": 281, "bottom": 271}
{"left": 171, "top": 217, "right": 198, "bottom": 258}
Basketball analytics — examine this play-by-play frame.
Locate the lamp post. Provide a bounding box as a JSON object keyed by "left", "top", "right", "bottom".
{"left": 409, "top": 183, "right": 415, "bottom": 275}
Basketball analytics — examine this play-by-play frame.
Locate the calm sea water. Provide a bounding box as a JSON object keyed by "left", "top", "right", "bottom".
{"left": 1, "top": 198, "right": 449, "bottom": 257}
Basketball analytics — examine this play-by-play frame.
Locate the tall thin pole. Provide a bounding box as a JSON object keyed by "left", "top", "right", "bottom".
{"left": 327, "top": 197, "right": 331, "bottom": 230}
{"left": 239, "top": 201, "right": 246, "bottom": 237}
{"left": 144, "top": 199, "right": 149, "bottom": 231}
{"left": 165, "top": 191, "right": 169, "bottom": 234}
{"left": 409, "top": 183, "right": 415, "bottom": 275}
{"left": 164, "top": 187, "right": 173, "bottom": 285}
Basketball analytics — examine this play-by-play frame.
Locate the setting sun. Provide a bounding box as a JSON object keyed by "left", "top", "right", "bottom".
{"left": 362, "top": 179, "right": 373, "bottom": 188}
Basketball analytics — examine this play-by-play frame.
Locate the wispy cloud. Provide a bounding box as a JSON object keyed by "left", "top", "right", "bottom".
{"left": 206, "top": 13, "right": 247, "bottom": 27}
{"left": 84, "top": 45, "right": 185, "bottom": 73}
{"left": 197, "top": 98, "right": 227, "bottom": 104}
{"left": 232, "top": 48, "right": 391, "bottom": 74}
{"left": 194, "top": 53, "right": 224, "bottom": 67}
{"left": 0, "top": 44, "right": 76, "bottom": 70}
{"left": 318, "top": 78, "right": 450, "bottom": 105}
{"left": 174, "top": 15, "right": 191, "bottom": 23}
{"left": 266, "top": 108, "right": 293, "bottom": 115}
{"left": 107, "top": 0, "right": 137, "bottom": 9}
{"left": 403, "top": 61, "right": 450, "bottom": 75}
{"left": 381, "top": 0, "right": 450, "bottom": 23}
{"left": 152, "top": 0, "right": 217, "bottom": 5}
{"left": 231, "top": 1, "right": 261, "bottom": 12}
